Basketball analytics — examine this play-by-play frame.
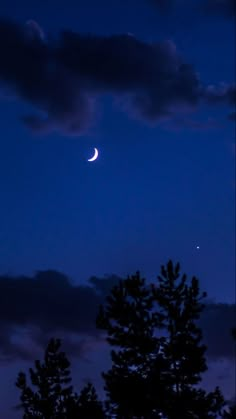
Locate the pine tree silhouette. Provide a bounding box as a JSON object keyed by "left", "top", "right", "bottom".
{"left": 222, "top": 329, "right": 236, "bottom": 418}
{"left": 16, "top": 338, "right": 105, "bottom": 418}
{"left": 97, "top": 261, "right": 226, "bottom": 418}
{"left": 77, "top": 382, "right": 105, "bottom": 418}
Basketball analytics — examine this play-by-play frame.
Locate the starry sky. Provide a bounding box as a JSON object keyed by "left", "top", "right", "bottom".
{"left": 0, "top": 1, "right": 235, "bottom": 416}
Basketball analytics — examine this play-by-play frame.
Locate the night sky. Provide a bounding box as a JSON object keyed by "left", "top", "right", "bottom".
{"left": 0, "top": 0, "right": 235, "bottom": 416}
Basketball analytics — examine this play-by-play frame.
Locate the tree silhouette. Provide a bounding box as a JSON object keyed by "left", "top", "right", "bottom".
{"left": 222, "top": 329, "right": 236, "bottom": 418}
{"left": 97, "top": 261, "right": 225, "bottom": 418}
{"left": 223, "top": 404, "right": 236, "bottom": 419}
{"left": 77, "top": 382, "right": 105, "bottom": 418}
{"left": 16, "top": 338, "right": 105, "bottom": 418}
{"left": 97, "top": 270, "right": 166, "bottom": 417}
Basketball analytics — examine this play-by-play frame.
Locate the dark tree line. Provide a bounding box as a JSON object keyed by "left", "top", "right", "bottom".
{"left": 16, "top": 261, "right": 235, "bottom": 418}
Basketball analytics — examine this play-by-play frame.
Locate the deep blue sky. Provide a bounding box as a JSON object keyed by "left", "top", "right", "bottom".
{"left": 0, "top": 0, "right": 235, "bottom": 304}
{"left": 0, "top": 1, "right": 235, "bottom": 417}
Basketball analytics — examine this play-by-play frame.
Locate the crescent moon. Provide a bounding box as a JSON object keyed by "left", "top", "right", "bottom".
{"left": 88, "top": 148, "right": 99, "bottom": 162}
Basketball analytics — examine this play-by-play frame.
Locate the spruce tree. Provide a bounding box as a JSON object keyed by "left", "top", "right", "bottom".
{"left": 97, "top": 261, "right": 225, "bottom": 418}
{"left": 97, "top": 271, "right": 165, "bottom": 417}
{"left": 16, "top": 338, "right": 76, "bottom": 418}
{"left": 77, "top": 382, "right": 105, "bottom": 418}
{"left": 151, "top": 261, "right": 225, "bottom": 418}
{"left": 16, "top": 338, "right": 105, "bottom": 418}
{"left": 222, "top": 329, "right": 236, "bottom": 418}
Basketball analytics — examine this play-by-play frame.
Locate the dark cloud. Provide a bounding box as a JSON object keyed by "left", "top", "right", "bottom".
{"left": 0, "top": 270, "right": 122, "bottom": 362}
{"left": 200, "top": 303, "right": 236, "bottom": 359}
{"left": 149, "top": 0, "right": 236, "bottom": 18}
{"left": 204, "top": 84, "right": 236, "bottom": 105}
{"left": 0, "top": 271, "right": 101, "bottom": 335}
{"left": 203, "top": 84, "right": 236, "bottom": 121}
{"left": 0, "top": 19, "right": 93, "bottom": 135}
{"left": 89, "top": 274, "right": 123, "bottom": 295}
{"left": 204, "top": 0, "right": 236, "bottom": 18}
{"left": 0, "top": 270, "right": 235, "bottom": 362}
{"left": 0, "top": 19, "right": 234, "bottom": 135}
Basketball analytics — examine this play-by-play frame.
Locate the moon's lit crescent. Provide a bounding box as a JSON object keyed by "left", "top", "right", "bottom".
{"left": 88, "top": 148, "right": 99, "bottom": 162}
